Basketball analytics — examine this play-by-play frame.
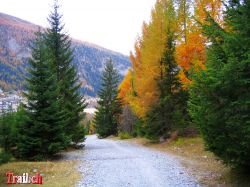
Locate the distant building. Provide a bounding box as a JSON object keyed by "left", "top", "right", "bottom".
{"left": 0, "top": 92, "right": 23, "bottom": 114}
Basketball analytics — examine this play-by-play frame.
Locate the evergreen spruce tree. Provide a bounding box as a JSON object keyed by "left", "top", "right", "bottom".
{"left": 189, "top": 0, "right": 250, "bottom": 169}
{"left": 45, "top": 2, "right": 87, "bottom": 143}
{"left": 94, "top": 59, "right": 122, "bottom": 138}
{"left": 17, "top": 32, "right": 69, "bottom": 160}
{"left": 0, "top": 112, "right": 17, "bottom": 153}
{"left": 145, "top": 1, "right": 188, "bottom": 140}
{"left": 145, "top": 29, "right": 187, "bottom": 140}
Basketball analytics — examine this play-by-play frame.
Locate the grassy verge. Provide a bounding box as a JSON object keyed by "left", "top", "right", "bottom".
{"left": 118, "top": 132, "right": 133, "bottom": 140}
{"left": 0, "top": 160, "right": 80, "bottom": 187}
{"left": 125, "top": 137, "right": 250, "bottom": 186}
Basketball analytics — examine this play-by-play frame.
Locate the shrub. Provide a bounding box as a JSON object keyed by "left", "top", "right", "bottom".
{"left": 0, "top": 112, "right": 18, "bottom": 153}
{"left": 133, "top": 118, "right": 145, "bottom": 137}
{"left": 0, "top": 151, "right": 12, "bottom": 164}
{"left": 118, "top": 132, "right": 132, "bottom": 140}
{"left": 71, "top": 124, "right": 86, "bottom": 144}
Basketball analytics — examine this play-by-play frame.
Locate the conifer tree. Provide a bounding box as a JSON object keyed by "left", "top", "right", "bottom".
{"left": 44, "top": 2, "right": 87, "bottom": 143}
{"left": 145, "top": 29, "right": 187, "bottom": 139}
{"left": 18, "top": 32, "right": 69, "bottom": 160}
{"left": 189, "top": 0, "right": 250, "bottom": 169}
{"left": 94, "top": 59, "right": 122, "bottom": 138}
{"left": 144, "top": 0, "right": 188, "bottom": 140}
{"left": 0, "top": 112, "right": 17, "bottom": 153}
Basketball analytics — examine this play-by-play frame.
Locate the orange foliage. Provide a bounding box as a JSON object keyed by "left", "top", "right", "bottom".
{"left": 118, "top": 70, "right": 132, "bottom": 103}
{"left": 176, "top": 28, "right": 206, "bottom": 87}
{"left": 118, "top": 0, "right": 172, "bottom": 118}
{"left": 195, "top": 0, "right": 223, "bottom": 25}
{"left": 118, "top": 0, "right": 224, "bottom": 117}
{"left": 130, "top": 0, "right": 172, "bottom": 118}
{"left": 175, "top": 0, "right": 222, "bottom": 88}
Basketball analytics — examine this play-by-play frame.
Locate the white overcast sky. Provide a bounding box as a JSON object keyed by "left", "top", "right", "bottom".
{"left": 0, "top": 0, "right": 156, "bottom": 55}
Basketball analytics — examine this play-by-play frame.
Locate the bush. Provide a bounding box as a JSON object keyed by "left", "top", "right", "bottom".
{"left": 0, "top": 151, "right": 12, "bottom": 164}
{"left": 144, "top": 106, "right": 166, "bottom": 141}
{"left": 118, "top": 132, "right": 132, "bottom": 140}
{"left": 133, "top": 118, "right": 146, "bottom": 137}
{"left": 0, "top": 112, "right": 18, "bottom": 153}
{"left": 84, "top": 121, "right": 91, "bottom": 135}
{"left": 71, "top": 124, "right": 86, "bottom": 144}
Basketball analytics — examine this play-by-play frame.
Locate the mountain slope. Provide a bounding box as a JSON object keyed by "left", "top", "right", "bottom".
{"left": 0, "top": 12, "right": 130, "bottom": 96}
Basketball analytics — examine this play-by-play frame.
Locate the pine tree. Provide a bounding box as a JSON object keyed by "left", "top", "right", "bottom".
{"left": 189, "top": 0, "right": 250, "bottom": 169}
{"left": 0, "top": 112, "right": 16, "bottom": 153}
{"left": 94, "top": 59, "right": 122, "bottom": 138}
{"left": 145, "top": 28, "right": 187, "bottom": 140}
{"left": 44, "top": 2, "right": 87, "bottom": 143}
{"left": 144, "top": 0, "right": 188, "bottom": 140}
{"left": 17, "top": 32, "right": 69, "bottom": 160}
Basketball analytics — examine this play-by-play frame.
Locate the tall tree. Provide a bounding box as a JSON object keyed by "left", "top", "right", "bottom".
{"left": 45, "top": 2, "right": 86, "bottom": 143}
{"left": 118, "top": 69, "right": 132, "bottom": 104}
{"left": 125, "top": 0, "right": 171, "bottom": 118}
{"left": 94, "top": 59, "right": 122, "bottom": 138}
{"left": 145, "top": 0, "right": 187, "bottom": 139}
{"left": 124, "top": 39, "right": 143, "bottom": 117}
{"left": 18, "top": 32, "right": 69, "bottom": 160}
{"left": 0, "top": 112, "right": 17, "bottom": 154}
{"left": 175, "top": 0, "right": 223, "bottom": 88}
{"left": 189, "top": 0, "right": 250, "bottom": 169}
{"left": 176, "top": 0, "right": 191, "bottom": 43}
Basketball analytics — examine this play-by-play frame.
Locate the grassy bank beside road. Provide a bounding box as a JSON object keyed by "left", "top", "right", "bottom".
{"left": 0, "top": 160, "right": 80, "bottom": 187}
{"left": 123, "top": 137, "right": 250, "bottom": 186}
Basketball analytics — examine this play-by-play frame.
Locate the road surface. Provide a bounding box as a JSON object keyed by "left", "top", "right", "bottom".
{"left": 64, "top": 135, "right": 199, "bottom": 187}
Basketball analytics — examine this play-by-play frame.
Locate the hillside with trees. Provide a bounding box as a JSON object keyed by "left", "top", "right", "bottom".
{"left": 0, "top": 12, "right": 130, "bottom": 96}
{"left": 0, "top": 2, "right": 87, "bottom": 161}
{"left": 0, "top": 0, "right": 250, "bottom": 186}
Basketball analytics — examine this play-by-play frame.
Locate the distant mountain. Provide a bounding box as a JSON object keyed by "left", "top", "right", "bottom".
{"left": 0, "top": 12, "right": 130, "bottom": 96}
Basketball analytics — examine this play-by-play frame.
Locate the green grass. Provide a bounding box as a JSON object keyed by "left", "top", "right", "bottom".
{"left": 174, "top": 137, "right": 197, "bottom": 145}
{"left": 0, "top": 160, "right": 80, "bottom": 187}
{"left": 118, "top": 132, "right": 133, "bottom": 139}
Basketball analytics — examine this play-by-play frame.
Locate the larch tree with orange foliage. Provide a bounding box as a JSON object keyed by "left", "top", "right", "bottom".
{"left": 144, "top": 0, "right": 189, "bottom": 140}
{"left": 118, "top": 0, "right": 224, "bottom": 139}
{"left": 119, "top": 39, "right": 143, "bottom": 117}
{"left": 118, "top": 69, "right": 132, "bottom": 104}
{"left": 119, "top": 0, "right": 167, "bottom": 118}
{"left": 175, "top": 0, "right": 223, "bottom": 88}
{"left": 129, "top": 0, "right": 171, "bottom": 118}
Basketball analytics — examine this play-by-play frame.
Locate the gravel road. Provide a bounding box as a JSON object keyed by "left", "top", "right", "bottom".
{"left": 64, "top": 135, "right": 199, "bottom": 187}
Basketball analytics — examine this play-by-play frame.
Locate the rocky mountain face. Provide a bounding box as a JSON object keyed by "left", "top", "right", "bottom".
{"left": 0, "top": 12, "right": 130, "bottom": 96}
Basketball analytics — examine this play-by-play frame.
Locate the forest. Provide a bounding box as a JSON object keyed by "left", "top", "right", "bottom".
{"left": 104, "top": 0, "right": 250, "bottom": 170}
{"left": 0, "top": 0, "right": 249, "bottom": 186}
